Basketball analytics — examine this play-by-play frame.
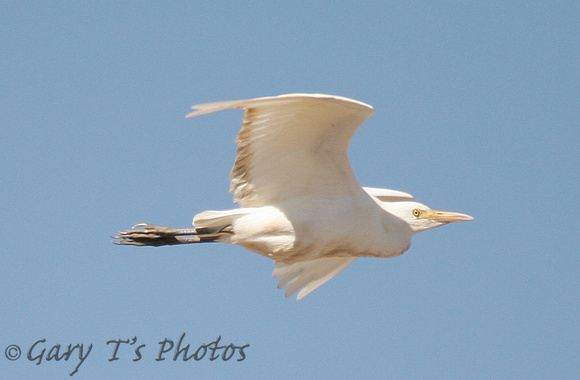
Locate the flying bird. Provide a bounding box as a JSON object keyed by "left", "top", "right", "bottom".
{"left": 115, "top": 94, "right": 473, "bottom": 299}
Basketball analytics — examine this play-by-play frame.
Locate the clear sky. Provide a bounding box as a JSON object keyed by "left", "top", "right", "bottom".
{"left": 1, "top": 2, "right": 578, "bottom": 379}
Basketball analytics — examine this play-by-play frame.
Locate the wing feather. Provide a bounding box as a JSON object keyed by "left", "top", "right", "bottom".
{"left": 187, "top": 94, "right": 374, "bottom": 207}
{"left": 363, "top": 187, "right": 415, "bottom": 202}
{"left": 273, "top": 257, "right": 357, "bottom": 300}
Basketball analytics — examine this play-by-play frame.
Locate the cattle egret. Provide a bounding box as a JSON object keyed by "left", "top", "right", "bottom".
{"left": 115, "top": 94, "right": 473, "bottom": 299}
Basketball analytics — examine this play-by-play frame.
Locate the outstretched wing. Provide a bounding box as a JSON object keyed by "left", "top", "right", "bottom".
{"left": 273, "top": 257, "right": 357, "bottom": 300}
{"left": 187, "top": 94, "right": 374, "bottom": 207}
{"left": 363, "top": 187, "right": 415, "bottom": 202}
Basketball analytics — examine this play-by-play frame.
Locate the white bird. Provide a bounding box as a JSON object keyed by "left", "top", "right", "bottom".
{"left": 115, "top": 94, "right": 473, "bottom": 299}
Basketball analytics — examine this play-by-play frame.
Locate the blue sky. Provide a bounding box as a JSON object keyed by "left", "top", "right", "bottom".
{"left": 1, "top": 1, "right": 578, "bottom": 379}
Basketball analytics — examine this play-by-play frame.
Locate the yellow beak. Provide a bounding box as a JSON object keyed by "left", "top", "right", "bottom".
{"left": 419, "top": 210, "right": 474, "bottom": 223}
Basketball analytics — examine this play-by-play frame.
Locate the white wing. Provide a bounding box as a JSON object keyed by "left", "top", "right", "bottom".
{"left": 187, "top": 94, "right": 374, "bottom": 207}
{"left": 273, "top": 257, "right": 357, "bottom": 300}
{"left": 363, "top": 187, "right": 415, "bottom": 202}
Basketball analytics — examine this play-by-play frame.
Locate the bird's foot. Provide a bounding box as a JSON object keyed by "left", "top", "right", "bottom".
{"left": 113, "top": 224, "right": 201, "bottom": 246}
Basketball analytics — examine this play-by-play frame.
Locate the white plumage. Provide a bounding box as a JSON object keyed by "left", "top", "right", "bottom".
{"left": 116, "top": 94, "right": 473, "bottom": 299}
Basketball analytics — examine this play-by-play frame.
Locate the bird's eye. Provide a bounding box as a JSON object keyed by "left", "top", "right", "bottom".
{"left": 412, "top": 209, "right": 421, "bottom": 218}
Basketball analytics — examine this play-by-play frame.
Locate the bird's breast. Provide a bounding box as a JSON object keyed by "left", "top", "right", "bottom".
{"left": 280, "top": 197, "right": 414, "bottom": 260}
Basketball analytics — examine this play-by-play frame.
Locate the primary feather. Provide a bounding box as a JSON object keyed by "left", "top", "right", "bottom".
{"left": 187, "top": 94, "right": 374, "bottom": 207}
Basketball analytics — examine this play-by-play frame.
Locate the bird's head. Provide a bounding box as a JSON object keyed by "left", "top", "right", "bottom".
{"left": 384, "top": 201, "right": 474, "bottom": 233}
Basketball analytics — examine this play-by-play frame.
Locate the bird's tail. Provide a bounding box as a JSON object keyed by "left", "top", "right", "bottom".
{"left": 192, "top": 208, "right": 252, "bottom": 230}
